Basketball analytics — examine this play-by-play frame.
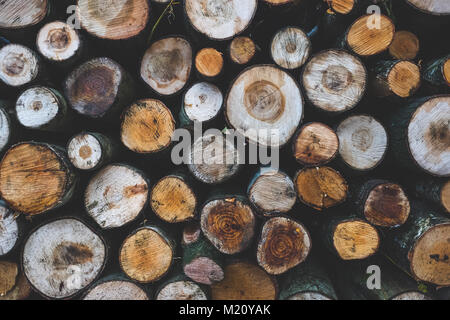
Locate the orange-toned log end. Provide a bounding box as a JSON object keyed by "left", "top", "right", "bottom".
{"left": 257, "top": 217, "right": 311, "bottom": 275}
{"left": 364, "top": 183, "right": 410, "bottom": 227}
{"left": 195, "top": 48, "right": 224, "bottom": 78}
{"left": 0, "top": 261, "right": 18, "bottom": 296}
{"left": 295, "top": 167, "right": 348, "bottom": 211}
{"left": 229, "top": 37, "right": 256, "bottom": 65}
{"left": 201, "top": 197, "right": 256, "bottom": 254}
{"left": 333, "top": 219, "right": 380, "bottom": 260}
{"left": 151, "top": 176, "right": 197, "bottom": 223}
{"left": 0, "top": 143, "right": 72, "bottom": 215}
{"left": 121, "top": 99, "right": 175, "bottom": 154}
{"left": 444, "top": 58, "right": 450, "bottom": 86}
{"left": 331, "top": 0, "right": 355, "bottom": 14}
{"left": 120, "top": 227, "right": 174, "bottom": 283}
{"left": 293, "top": 122, "right": 339, "bottom": 166}
{"left": 388, "top": 31, "right": 420, "bottom": 60}
{"left": 441, "top": 180, "right": 450, "bottom": 213}
{"left": 388, "top": 61, "right": 421, "bottom": 98}
{"left": 211, "top": 262, "right": 277, "bottom": 300}
{"left": 347, "top": 14, "right": 395, "bottom": 56}
{"left": 410, "top": 223, "right": 450, "bottom": 286}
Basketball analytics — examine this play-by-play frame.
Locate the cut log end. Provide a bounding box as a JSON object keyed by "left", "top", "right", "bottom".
{"left": 0, "top": 261, "right": 18, "bottom": 296}
{"left": 391, "top": 291, "right": 431, "bottom": 300}
{"left": 151, "top": 176, "right": 196, "bottom": 223}
{"left": 257, "top": 217, "right": 311, "bottom": 275}
{"left": 22, "top": 218, "right": 106, "bottom": 299}
{"left": 201, "top": 197, "right": 255, "bottom": 254}
{"left": 83, "top": 280, "right": 149, "bottom": 300}
{"left": 0, "top": 107, "right": 11, "bottom": 153}
{"left": 121, "top": 99, "right": 175, "bottom": 154}
{"left": 271, "top": 27, "right": 311, "bottom": 70}
{"left": 185, "top": 0, "right": 257, "bottom": 40}
{"left": 441, "top": 180, "right": 450, "bottom": 213}
{"left": 183, "top": 82, "right": 223, "bottom": 123}
{"left": 347, "top": 14, "right": 395, "bottom": 56}
{"left": 37, "top": 21, "right": 81, "bottom": 62}
{"left": 157, "top": 280, "right": 208, "bottom": 300}
{"left": 182, "top": 222, "right": 201, "bottom": 245}
{"left": 337, "top": 115, "right": 388, "bottom": 171}
{"left": 287, "top": 292, "right": 332, "bottom": 300}
{"left": 120, "top": 227, "right": 173, "bottom": 283}
{"left": 141, "top": 37, "right": 192, "bottom": 96}
{"left": 444, "top": 58, "right": 450, "bottom": 86}
{"left": 184, "top": 257, "right": 224, "bottom": 285}
{"left": 302, "top": 50, "right": 366, "bottom": 113}
{"left": 406, "top": 0, "right": 450, "bottom": 15}
{"left": 295, "top": 167, "right": 348, "bottom": 211}
{"left": 0, "top": 204, "right": 19, "bottom": 256}
{"left": 0, "top": 0, "right": 48, "bottom": 29}
{"left": 331, "top": 0, "right": 355, "bottom": 14}
{"left": 68, "top": 133, "right": 103, "bottom": 170}
{"left": 195, "top": 48, "right": 224, "bottom": 78}
{"left": 229, "top": 37, "right": 256, "bottom": 65}
{"left": 293, "top": 122, "right": 339, "bottom": 166}
{"left": 0, "top": 270, "right": 31, "bottom": 300}
{"left": 0, "top": 44, "right": 39, "bottom": 87}
{"left": 333, "top": 219, "right": 380, "bottom": 260}
{"left": 85, "top": 164, "right": 148, "bottom": 229}
{"left": 388, "top": 31, "right": 420, "bottom": 60}
{"left": 212, "top": 262, "right": 277, "bottom": 300}
{"left": 387, "top": 61, "right": 421, "bottom": 98}
{"left": 226, "top": 65, "right": 303, "bottom": 147}
{"left": 77, "top": 0, "right": 150, "bottom": 40}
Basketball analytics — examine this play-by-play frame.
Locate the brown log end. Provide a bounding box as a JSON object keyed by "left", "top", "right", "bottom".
{"left": 441, "top": 180, "right": 450, "bottom": 213}
{"left": 406, "top": 0, "right": 450, "bottom": 15}
{"left": 184, "top": 257, "right": 224, "bottom": 285}
{"left": 388, "top": 31, "right": 420, "bottom": 60}
{"left": 211, "top": 262, "right": 277, "bottom": 300}
{"left": 387, "top": 61, "right": 421, "bottom": 98}
{"left": 229, "top": 37, "right": 256, "bottom": 65}
{"left": 0, "top": 261, "right": 18, "bottom": 296}
{"left": 195, "top": 48, "right": 224, "bottom": 78}
{"left": 0, "top": 0, "right": 48, "bottom": 29}
{"left": 331, "top": 0, "right": 355, "bottom": 14}
{"left": 182, "top": 222, "right": 201, "bottom": 246}
{"left": 0, "top": 270, "right": 31, "bottom": 300}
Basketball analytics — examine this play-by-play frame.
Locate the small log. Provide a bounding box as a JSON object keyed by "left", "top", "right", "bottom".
{"left": 64, "top": 57, "right": 136, "bottom": 121}
{"left": 226, "top": 65, "right": 304, "bottom": 147}
{"left": 182, "top": 236, "right": 225, "bottom": 285}
{"left": 337, "top": 114, "right": 388, "bottom": 172}
{"left": 150, "top": 173, "right": 197, "bottom": 223}
{"left": 422, "top": 55, "right": 450, "bottom": 89}
{"left": 156, "top": 274, "right": 209, "bottom": 300}
{"left": 184, "top": 0, "right": 257, "bottom": 41}
{"left": 383, "top": 200, "right": 450, "bottom": 286}
{"left": 352, "top": 179, "right": 410, "bottom": 228}
{"left": 371, "top": 60, "right": 421, "bottom": 98}
{"left": 15, "top": 86, "right": 73, "bottom": 132}
{"left": 22, "top": 217, "right": 107, "bottom": 299}
{"left": 67, "top": 132, "right": 118, "bottom": 171}
{"left": 0, "top": 142, "right": 77, "bottom": 216}
{"left": 200, "top": 195, "right": 256, "bottom": 254}
{"left": 119, "top": 225, "right": 176, "bottom": 283}
{"left": 388, "top": 31, "right": 420, "bottom": 60}
{"left": 140, "top": 36, "right": 193, "bottom": 96}
{"left": 228, "top": 36, "right": 256, "bottom": 65}
{"left": 389, "top": 95, "right": 450, "bottom": 177}
{"left": 270, "top": 26, "right": 311, "bottom": 70}
{"left": 195, "top": 48, "right": 224, "bottom": 81}
{"left": 247, "top": 167, "right": 296, "bottom": 216}
{"left": 294, "top": 167, "right": 349, "bottom": 211}
{"left": 83, "top": 274, "right": 150, "bottom": 300}
{"left": 329, "top": 0, "right": 358, "bottom": 15}
{"left": 211, "top": 261, "right": 278, "bottom": 300}
{"left": 410, "top": 178, "right": 450, "bottom": 214}
{"left": 182, "top": 221, "right": 202, "bottom": 246}
{"left": 121, "top": 99, "right": 176, "bottom": 154}
{"left": 0, "top": 266, "right": 31, "bottom": 300}
{"left": 84, "top": 164, "right": 149, "bottom": 229}
{"left": 0, "top": 260, "right": 18, "bottom": 297}
{"left": 345, "top": 14, "right": 395, "bottom": 57}
{"left": 302, "top": 49, "right": 366, "bottom": 113}
{"left": 292, "top": 122, "right": 339, "bottom": 166}
{"left": 0, "top": 201, "right": 20, "bottom": 257}
{"left": 256, "top": 216, "right": 311, "bottom": 275}
{"left": 0, "top": 102, "right": 14, "bottom": 153}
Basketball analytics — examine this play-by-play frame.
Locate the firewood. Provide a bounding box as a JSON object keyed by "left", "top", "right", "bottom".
{"left": 195, "top": 48, "right": 224, "bottom": 81}
{"left": 228, "top": 36, "right": 256, "bottom": 66}
{"left": 0, "top": 260, "right": 18, "bottom": 297}
{"left": 388, "top": 31, "right": 420, "bottom": 60}
{"left": 83, "top": 274, "right": 150, "bottom": 300}
{"left": 0, "top": 102, "right": 14, "bottom": 153}
{"left": 422, "top": 55, "right": 450, "bottom": 89}
{"left": 409, "top": 178, "right": 450, "bottom": 214}
{"left": 182, "top": 222, "right": 202, "bottom": 246}
{"left": 0, "top": 265, "right": 31, "bottom": 300}
{"left": 329, "top": 0, "right": 358, "bottom": 15}
{"left": 270, "top": 26, "right": 311, "bottom": 70}
{"left": 156, "top": 274, "right": 209, "bottom": 300}
{"left": 0, "top": 201, "right": 20, "bottom": 257}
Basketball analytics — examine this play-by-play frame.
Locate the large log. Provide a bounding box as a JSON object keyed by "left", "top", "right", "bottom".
{"left": 0, "top": 263, "right": 31, "bottom": 300}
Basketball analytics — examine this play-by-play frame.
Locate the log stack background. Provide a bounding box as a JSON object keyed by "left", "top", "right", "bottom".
{"left": 0, "top": 0, "right": 449, "bottom": 300}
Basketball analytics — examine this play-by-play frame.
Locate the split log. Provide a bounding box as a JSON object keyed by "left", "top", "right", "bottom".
{"left": 247, "top": 167, "right": 296, "bottom": 216}
{"left": 0, "top": 102, "right": 14, "bottom": 153}
{"left": 184, "top": 0, "right": 257, "bottom": 41}
{"left": 182, "top": 236, "right": 225, "bottom": 285}
{"left": 211, "top": 261, "right": 277, "bottom": 300}
{"left": 388, "top": 95, "right": 450, "bottom": 177}
{"left": 302, "top": 49, "right": 366, "bottom": 113}
{"left": 187, "top": 133, "right": 241, "bottom": 184}
{"left": 292, "top": 122, "right": 339, "bottom": 166}
{"left": 294, "top": 167, "right": 349, "bottom": 211}
{"left": 0, "top": 264, "right": 31, "bottom": 300}
{"left": 22, "top": 217, "right": 107, "bottom": 299}
{"left": 156, "top": 274, "right": 209, "bottom": 300}
{"left": 15, "top": 86, "right": 73, "bottom": 132}
{"left": 410, "top": 178, "right": 450, "bottom": 214}
{"left": 150, "top": 172, "right": 197, "bottom": 223}
{"left": 388, "top": 31, "right": 420, "bottom": 60}
{"left": 336, "top": 114, "right": 388, "bottom": 172}
{"left": 84, "top": 164, "right": 149, "bottom": 229}
{"left": 229, "top": 36, "right": 256, "bottom": 66}
{"left": 0, "top": 201, "right": 20, "bottom": 257}
{"left": 270, "top": 26, "right": 311, "bottom": 70}
{"left": 200, "top": 195, "right": 256, "bottom": 254}
{"left": 352, "top": 179, "right": 410, "bottom": 228}
{"left": 119, "top": 225, "right": 176, "bottom": 283}
{"left": 121, "top": 99, "right": 176, "bottom": 154}
{"left": 279, "top": 255, "right": 337, "bottom": 300}
{"left": 256, "top": 216, "right": 311, "bottom": 275}
{"left": 64, "top": 57, "right": 136, "bottom": 121}
{"left": 140, "top": 36, "right": 193, "bottom": 96}
{"left": 83, "top": 275, "right": 150, "bottom": 300}
{"left": 67, "top": 132, "right": 118, "bottom": 171}
{"left": 422, "top": 55, "right": 450, "bottom": 89}
{"left": 0, "top": 142, "right": 77, "bottom": 216}
{"left": 383, "top": 200, "right": 450, "bottom": 286}
{"left": 195, "top": 48, "right": 224, "bottom": 81}
{"left": 226, "top": 65, "right": 304, "bottom": 147}
{"left": 371, "top": 60, "right": 421, "bottom": 98}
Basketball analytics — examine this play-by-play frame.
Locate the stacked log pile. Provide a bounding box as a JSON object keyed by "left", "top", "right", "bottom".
{"left": 0, "top": 0, "right": 448, "bottom": 300}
